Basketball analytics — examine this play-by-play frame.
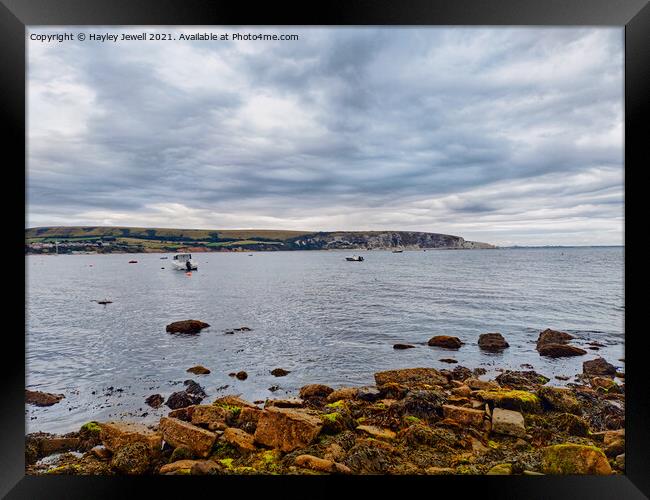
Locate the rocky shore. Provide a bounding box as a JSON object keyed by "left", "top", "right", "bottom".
{"left": 26, "top": 328, "right": 625, "bottom": 476}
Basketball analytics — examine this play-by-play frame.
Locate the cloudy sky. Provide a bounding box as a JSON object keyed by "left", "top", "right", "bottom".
{"left": 27, "top": 27, "right": 624, "bottom": 246}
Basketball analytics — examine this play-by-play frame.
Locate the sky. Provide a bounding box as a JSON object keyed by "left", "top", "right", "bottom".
{"left": 27, "top": 27, "right": 624, "bottom": 246}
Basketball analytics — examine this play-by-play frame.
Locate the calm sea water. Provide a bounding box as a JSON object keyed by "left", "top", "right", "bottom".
{"left": 26, "top": 247, "right": 624, "bottom": 434}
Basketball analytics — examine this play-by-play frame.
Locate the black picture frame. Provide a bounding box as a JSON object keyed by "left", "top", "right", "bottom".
{"left": 2, "top": 0, "right": 647, "bottom": 498}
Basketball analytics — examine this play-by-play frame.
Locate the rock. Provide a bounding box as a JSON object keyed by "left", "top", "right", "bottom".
{"left": 25, "top": 390, "right": 64, "bottom": 407}
{"left": 537, "top": 386, "right": 582, "bottom": 414}
{"left": 604, "top": 438, "right": 624, "bottom": 458}
{"left": 159, "top": 417, "right": 217, "bottom": 458}
{"left": 222, "top": 427, "right": 256, "bottom": 452}
{"left": 451, "top": 385, "right": 471, "bottom": 398}
{"left": 187, "top": 365, "right": 210, "bottom": 375}
{"left": 442, "top": 404, "right": 485, "bottom": 427}
{"left": 271, "top": 368, "right": 290, "bottom": 377}
{"left": 294, "top": 454, "right": 351, "bottom": 474}
{"left": 165, "top": 390, "right": 203, "bottom": 410}
{"left": 541, "top": 444, "right": 612, "bottom": 475}
{"left": 238, "top": 406, "right": 262, "bottom": 433}
{"left": 427, "top": 336, "right": 463, "bottom": 349}
{"left": 212, "top": 395, "right": 259, "bottom": 410}
{"left": 145, "top": 394, "right": 164, "bottom": 408}
{"left": 170, "top": 446, "right": 194, "bottom": 462}
{"left": 235, "top": 371, "right": 248, "bottom": 380}
{"left": 465, "top": 378, "right": 499, "bottom": 391}
{"left": 590, "top": 377, "right": 620, "bottom": 392}
{"left": 496, "top": 370, "right": 550, "bottom": 390}
{"left": 478, "top": 333, "right": 509, "bottom": 351}
{"left": 603, "top": 428, "right": 625, "bottom": 446}
{"left": 551, "top": 413, "right": 590, "bottom": 437}
{"left": 538, "top": 344, "right": 587, "bottom": 358}
{"left": 343, "top": 438, "right": 397, "bottom": 474}
{"left": 425, "top": 467, "right": 455, "bottom": 475}
{"left": 110, "top": 442, "right": 151, "bottom": 475}
{"left": 166, "top": 320, "right": 210, "bottom": 334}
{"left": 448, "top": 366, "right": 472, "bottom": 381}
{"left": 99, "top": 422, "right": 162, "bottom": 454}
{"left": 374, "top": 367, "right": 448, "bottom": 388}
{"left": 91, "top": 445, "right": 112, "bottom": 460}
{"left": 159, "top": 459, "right": 221, "bottom": 475}
{"left": 486, "top": 463, "right": 513, "bottom": 475}
{"left": 326, "top": 387, "right": 359, "bottom": 403}
{"left": 536, "top": 329, "right": 574, "bottom": 349}
{"left": 583, "top": 358, "right": 616, "bottom": 376}
{"left": 253, "top": 407, "right": 323, "bottom": 452}
{"left": 299, "top": 384, "right": 334, "bottom": 399}
{"left": 265, "top": 398, "right": 304, "bottom": 408}
{"left": 474, "top": 390, "right": 542, "bottom": 413}
{"left": 190, "top": 460, "right": 225, "bottom": 475}
{"left": 615, "top": 453, "right": 625, "bottom": 471}
{"left": 356, "top": 386, "right": 382, "bottom": 402}
{"left": 39, "top": 437, "right": 80, "bottom": 455}
{"left": 183, "top": 380, "right": 206, "bottom": 397}
{"left": 355, "top": 425, "right": 396, "bottom": 441}
{"left": 393, "top": 344, "right": 416, "bottom": 350}
{"left": 190, "top": 405, "right": 229, "bottom": 431}
{"left": 390, "top": 389, "right": 447, "bottom": 420}
{"left": 440, "top": 358, "right": 458, "bottom": 364}
{"left": 491, "top": 408, "right": 526, "bottom": 438}
{"left": 168, "top": 406, "right": 196, "bottom": 421}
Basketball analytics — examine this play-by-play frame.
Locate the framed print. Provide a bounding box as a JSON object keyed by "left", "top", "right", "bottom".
{"left": 1, "top": 0, "right": 648, "bottom": 498}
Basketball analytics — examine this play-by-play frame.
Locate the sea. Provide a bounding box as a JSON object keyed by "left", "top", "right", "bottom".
{"left": 26, "top": 246, "right": 624, "bottom": 434}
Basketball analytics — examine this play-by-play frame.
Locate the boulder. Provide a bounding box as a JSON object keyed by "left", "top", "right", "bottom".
{"left": 390, "top": 389, "right": 447, "bottom": 420}
{"left": 427, "top": 336, "right": 463, "bottom": 349}
{"left": 583, "top": 358, "right": 616, "bottom": 376}
{"left": 25, "top": 390, "right": 64, "bottom": 407}
{"left": 393, "top": 344, "right": 416, "bottom": 350}
{"left": 374, "top": 368, "right": 448, "bottom": 388}
{"left": 235, "top": 371, "right": 248, "bottom": 380}
{"left": 538, "top": 344, "right": 587, "bottom": 358}
{"left": 253, "top": 407, "right": 323, "bottom": 452}
{"left": 169, "top": 406, "right": 196, "bottom": 421}
{"left": 187, "top": 365, "right": 210, "bottom": 375}
{"left": 486, "top": 463, "right": 513, "bottom": 475}
{"left": 238, "top": 406, "right": 262, "bottom": 433}
{"left": 166, "top": 320, "right": 210, "bottom": 334}
{"left": 326, "top": 387, "right": 359, "bottom": 403}
{"left": 110, "top": 442, "right": 151, "bottom": 475}
{"left": 222, "top": 427, "right": 256, "bottom": 452}
{"left": 165, "top": 390, "right": 203, "bottom": 410}
{"left": 99, "top": 422, "right": 162, "bottom": 454}
{"left": 495, "top": 370, "right": 550, "bottom": 390}
{"left": 478, "top": 333, "right": 509, "bottom": 351}
{"left": 536, "top": 329, "right": 574, "bottom": 349}
{"left": 356, "top": 386, "right": 382, "bottom": 402}
{"left": 491, "top": 408, "right": 526, "bottom": 438}
{"left": 541, "top": 444, "right": 612, "bottom": 475}
{"left": 442, "top": 404, "right": 485, "bottom": 427}
{"left": 159, "top": 459, "right": 222, "bottom": 475}
{"left": 355, "top": 425, "right": 396, "bottom": 441}
{"left": 145, "top": 394, "right": 164, "bottom": 408}
{"left": 474, "top": 390, "right": 542, "bottom": 413}
{"left": 537, "top": 386, "right": 582, "bottom": 414}
{"left": 159, "top": 417, "right": 217, "bottom": 458}
{"left": 294, "top": 454, "right": 351, "bottom": 474}
{"left": 190, "top": 405, "right": 229, "bottom": 431}
{"left": 299, "top": 384, "right": 334, "bottom": 399}
{"left": 270, "top": 368, "right": 290, "bottom": 377}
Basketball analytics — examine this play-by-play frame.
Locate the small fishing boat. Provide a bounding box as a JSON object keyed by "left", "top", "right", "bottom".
{"left": 345, "top": 255, "right": 364, "bottom": 262}
{"left": 93, "top": 299, "right": 113, "bottom": 305}
{"left": 172, "top": 253, "right": 198, "bottom": 271}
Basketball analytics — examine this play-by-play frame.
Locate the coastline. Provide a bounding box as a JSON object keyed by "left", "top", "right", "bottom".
{"left": 26, "top": 332, "right": 625, "bottom": 476}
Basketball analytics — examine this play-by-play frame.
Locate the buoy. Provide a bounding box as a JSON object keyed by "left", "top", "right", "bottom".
{"left": 186, "top": 272, "right": 192, "bottom": 277}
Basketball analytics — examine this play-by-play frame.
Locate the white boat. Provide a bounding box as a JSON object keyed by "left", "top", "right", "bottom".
{"left": 171, "top": 253, "right": 198, "bottom": 271}
{"left": 345, "top": 255, "right": 364, "bottom": 262}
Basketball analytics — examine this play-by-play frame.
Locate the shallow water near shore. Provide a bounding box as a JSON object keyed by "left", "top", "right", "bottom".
{"left": 26, "top": 247, "right": 624, "bottom": 434}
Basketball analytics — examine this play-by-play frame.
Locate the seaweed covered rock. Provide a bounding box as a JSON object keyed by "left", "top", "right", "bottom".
{"left": 550, "top": 413, "right": 590, "bottom": 437}
{"left": 110, "top": 442, "right": 151, "bottom": 475}
{"left": 165, "top": 390, "right": 203, "bottom": 410}
{"left": 541, "top": 444, "right": 611, "bottom": 475}
{"left": 496, "top": 370, "right": 550, "bottom": 390}
{"left": 474, "top": 390, "right": 542, "bottom": 413}
{"left": 427, "top": 336, "right": 463, "bottom": 349}
{"left": 536, "top": 329, "right": 574, "bottom": 349}
{"left": 583, "top": 358, "right": 616, "bottom": 377}
{"left": 26, "top": 390, "right": 65, "bottom": 407}
{"left": 537, "top": 386, "right": 582, "bottom": 414}
{"left": 166, "top": 320, "right": 210, "bottom": 334}
{"left": 389, "top": 389, "right": 447, "bottom": 422}
{"left": 343, "top": 438, "right": 398, "bottom": 474}
{"left": 145, "top": 394, "right": 164, "bottom": 408}
{"left": 478, "top": 333, "right": 509, "bottom": 351}
{"left": 374, "top": 368, "right": 448, "bottom": 388}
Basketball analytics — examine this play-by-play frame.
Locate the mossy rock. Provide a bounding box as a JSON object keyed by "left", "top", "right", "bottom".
{"left": 486, "top": 463, "right": 513, "bottom": 475}
{"left": 110, "top": 442, "right": 151, "bottom": 475}
{"left": 475, "top": 390, "right": 542, "bottom": 413}
{"left": 170, "top": 446, "right": 194, "bottom": 463}
{"left": 552, "top": 413, "right": 590, "bottom": 437}
{"left": 79, "top": 421, "right": 101, "bottom": 436}
{"left": 541, "top": 444, "right": 611, "bottom": 475}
